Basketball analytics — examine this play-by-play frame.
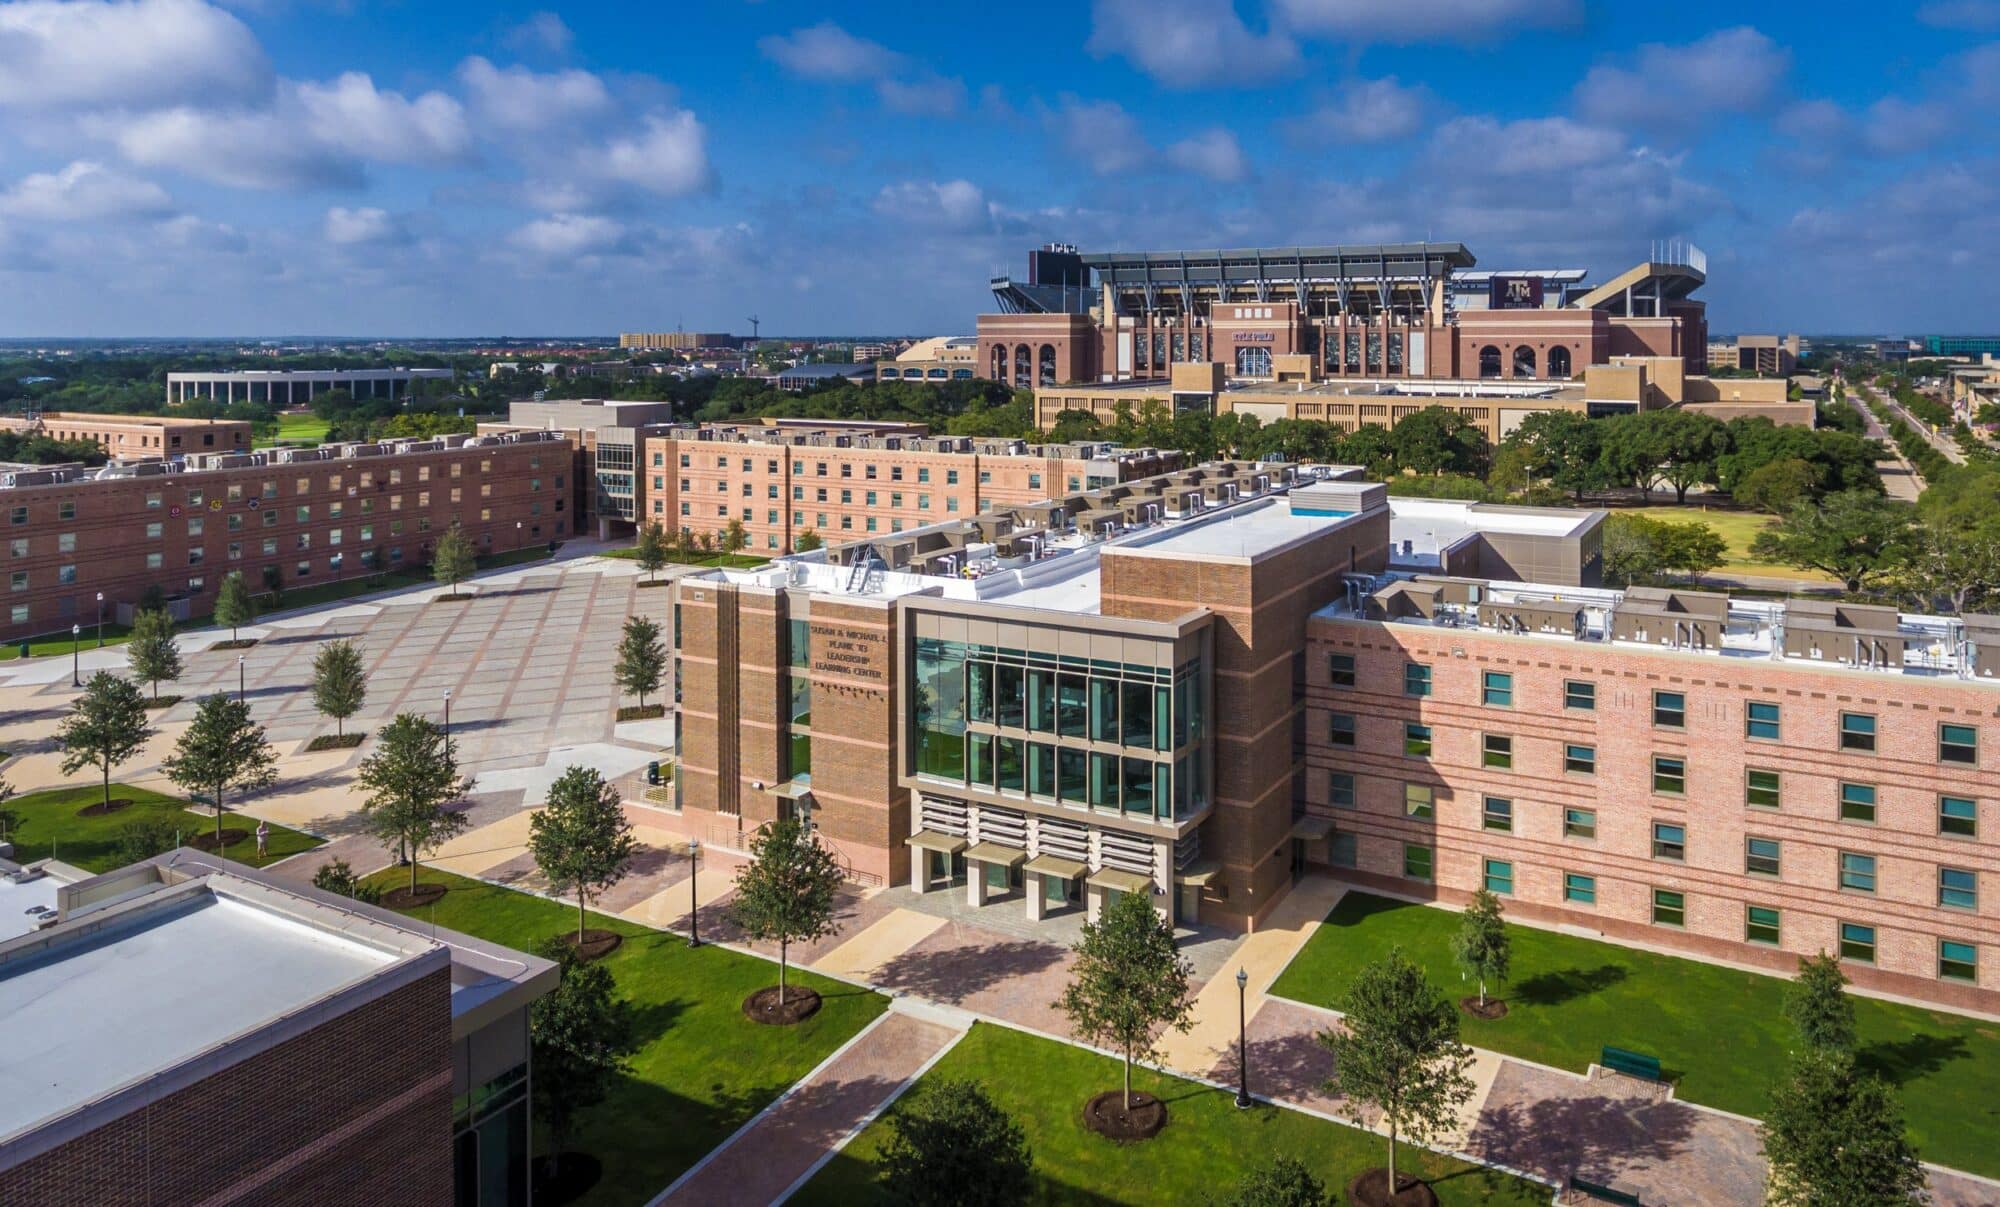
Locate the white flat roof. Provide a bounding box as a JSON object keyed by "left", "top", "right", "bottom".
{"left": 0, "top": 875, "right": 59, "bottom": 944}
{"left": 0, "top": 894, "right": 400, "bottom": 1142}
{"left": 1114, "top": 498, "right": 1358, "bottom": 561}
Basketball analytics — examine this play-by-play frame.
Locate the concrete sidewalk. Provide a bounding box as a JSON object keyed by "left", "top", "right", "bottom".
{"left": 654, "top": 1006, "right": 963, "bottom": 1207}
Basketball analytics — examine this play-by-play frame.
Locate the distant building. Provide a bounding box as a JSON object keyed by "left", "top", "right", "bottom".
{"left": 482, "top": 398, "right": 682, "bottom": 538}
{"left": 620, "top": 331, "right": 737, "bottom": 351}
{"left": 877, "top": 337, "right": 979, "bottom": 384}
{"left": 1729, "top": 334, "right": 1801, "bottom": 376}
{"left": 1924, "top": 335, "right": 2000, "bottom": 358}
{"left": 165, "top": 368, "right": 453, "bottom": 406}
{"left": 0, "top": 850, "right": 554, "bottom": 1206}
{"left": 775, "top": 364, "right": 876, "bottom": 391}
{"left": 0, "top": 412, "right": 252, "bottom": 460}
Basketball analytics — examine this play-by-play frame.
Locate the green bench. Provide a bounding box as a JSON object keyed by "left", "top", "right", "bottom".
{"left": 1569, "top": 1173, "right": 1644, "bottom": 1205}
{"left": 1600, "top": 1045, "right": 1663, "bottom": 1083}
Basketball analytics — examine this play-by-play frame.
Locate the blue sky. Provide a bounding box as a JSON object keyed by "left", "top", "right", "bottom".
{"left": 0, "top": 0, "right": 1993, "bottom": 337}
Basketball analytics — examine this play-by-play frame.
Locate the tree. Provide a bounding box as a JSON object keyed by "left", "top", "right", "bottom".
{"left": 1761, "top": 1048, "right": 1925, "bottom": 1206}
{"left": 1783, "top": 953, "right": 1856, "bottom": 1054}
{"left": 792, "top": 528, "right": 823, "bottom": 553}
{"left": 1390, "top": 406, "right": 1487, "bottom": 477}
{"left": 1897, "top": 522, "right": 2000, "bottom": 616}
{"left": 212, "top": 570, "right": 258, "bottom": 643}
{"left": 1650, "top": 411, "right": 1730, "bottom": 503}
{"left": 1452, "top": 888, "right": 1511, "bottom": 1009}
{"left": 1054, "top": 887, "right": 1196, "bottom": 1112}
{"left": 721, "top": 516, "right": 747, "bottom": 555}
{"left": 114, "top": 818, "right": 178, "bottom": 864}
{"left": 727, "top": 815, "right": 844, "bottom": 1005}
{"left": 531, "top": 942, "right": 638, "bottom": 1179}
{"left": 528, "top": 766, "right": 639, "bottom": 944}
{"left": 1317, "top": 948, "right": 1476, "bottom": 1198}
{"left": 879, "top": 1079, "right": 1034, "bottom": 1207}
{"left": 126, "top": 606, "right": 183, "bottom": 702}
{"left": 57, "top": 671, "right": 155, "bottom": 811}
{"left": 1751, "top": 491, "right": 1915, "bottom": 593}
{"left": 1736, "top": 457, "right": 1820, "bottom": 514}
{"left": 1229, "top": 1156, "right": 1330, "bottom": 1207}
{"left": 1652, "top": 518, "right": 1729, "bottom": 585}
{"left": 613, "top": 615, "right": 666, "bottom": 711}
{"left": 312, "top": 857, "right": 383, "bottom": 905}
{"left": 311, "top": 638, "right": 367, "bottom": 738}
{"left": 355, "top": 712, "right": 471, "bottom": 891}
{"left": 1046, "top": 408, "right": 1105, "bottom": 444}
{"left": 162, "top": 693, "right": 280, "bottom": 846}
{"left": 634, "top": 521, "right": 670, "bottom": 582}
{"left": 1501, "top": 410, "right": 1607, "bottom": 501}
{"left": 431, "top": 522, "right": 477, "bottom": 596}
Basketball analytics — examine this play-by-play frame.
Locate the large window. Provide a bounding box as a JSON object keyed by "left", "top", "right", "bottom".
{"left": 1482, "top": 796, "right": 1512, "bottom": 832}
{"left": 1839, "top": 782, "right": 1877, "bottom": 823}
{"left": 1940, "top": 723, "right": 1979, "bottom": 766}
{"left": 1563, "top": 808, "right": 1596, "bottom": 839}
{"left": 1839, "top": 711, "right": 1876, "bottom": 753}
{"left": 1564, "top": 680, "right": 1595, "bottom": 711}
{"left": 1746, "top": 906, "right": 1781, "bottom": 946}
{"left": 1746, "top": 837, "right": 1781, "bottom": 877}
{"left": 1940, "top": 867, "right": 1978, "bottom": 910}
{"left": 1840, "top": 922, "right": 1876, "bottom": 963}
{"left": 1482, "top": 734, "right": 1513, "bottom": 769}
{"left": 1404, "top": 663, "right": 1432, "bottom": 697}
{"left": 1940, "top": 795, "right": 1978, "bottom": 837}
{"left": 1328, "top": 712, "right": 1357, "bottom": 747}
{"left": 1940, "top": 940, "right": 1978, "bottom": 982}
{"left": 1651, "top": 822, "right": 1686, "bottom": 861}
{"left": 1563, "top": 872, "right": 1596, "bottom": 904}
{"left": 1839, "top": 852, "right": 1876, "bottom": 894}
{"left": 1484, "top": 859, "right": 1513, "bottom": 895}
{"left": 1652, "top": 889, "right": 1685, "bottom": 927}
{"left": 1404, "top": 722, "right": 1433, "bottom": 756}
{"left": 1327, "top": 653, "right": 1356, "bottom": 688}
{"left": 1482, "top": 671, "right": 1513, "bottom": 707}
{"left": 1652, "top": 755, "right": 1686, "bottom": 795}
{"left": 1653, "top": 690, "right": 1686, "bottom": 729}
{"left": 1403, "top": 844, "right": 1434, "bottom": 881}
{"left": 1745, "top": 700, "right": 1781, "bottom": 741}
{"left": 1746, "top": 769, "right": 1782, "bottom": 809}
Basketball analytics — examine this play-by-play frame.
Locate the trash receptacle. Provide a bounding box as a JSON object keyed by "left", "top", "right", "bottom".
{"left": 17, "top": 642, "right": 29, "bottom": 659}
{"left": 646, "top": 761, "right": 660, "bottom": 786}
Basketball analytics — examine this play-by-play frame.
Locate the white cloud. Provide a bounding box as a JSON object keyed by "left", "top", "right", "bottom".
{"left": 1272, "top": 0, "right": 1578, "bottom": 42}
{"left": 597, "top": 111, "right": 714, "bottom": 197}
{"left": 0, "top": 0, "right": 270, "bottom": 110}
{"left": 757, "top": 21, "right": 901, "bottom": 82}
{"left": 871, "top": 179, "right": 992, "bottom": 233}
{"left": 1165, "top": 128, "right": 1248, "bottom": 181}
{"left": 1043, "top": 96, "right": 1149, "bottom": 174}
{"left": 297, "top": 73, "right": 471, "bottom": 163}
{"left": 1286, "top": 77, "right": 1430, "bottom": 144}
{"left": 876, "top": 75, "right": 965, "bottom": 117}
{"left": 508, "top": 212, "right": 625, "bottom": 257}
{"left": 97, "top": 106, "right": 363, "bottom": 190}
{"left": 457, "top": 57, "right": 612, "bottom": 135}
{"left": 322, "top": 206, "right": 404, "bottom": 246}
{"left": 1087, "top": 0, "right": 1296, "bottom": 88}
{"left": 1428, "top": 115, "right": 1623, "bottom": 175}
{"left": 1918, "top": 0, "right": 2000, "bottom": 30}
{"left": 0, "top": 160, "right": 172, "bottom": 221}
{"left": 1575, "top": 27, "right": 1790, "bottom": 134}
{"left": 504, "top": 10, "right": 574, "bottom": 56}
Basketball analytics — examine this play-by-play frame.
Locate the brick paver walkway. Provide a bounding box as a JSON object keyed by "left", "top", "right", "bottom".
{"left": 655, "top": 1007, "right": 963, "bottom": 1207}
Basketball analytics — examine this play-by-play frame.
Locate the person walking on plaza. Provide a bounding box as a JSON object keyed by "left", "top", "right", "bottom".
{"left": 255, "top": 820, "right": 269, "bottom": 860}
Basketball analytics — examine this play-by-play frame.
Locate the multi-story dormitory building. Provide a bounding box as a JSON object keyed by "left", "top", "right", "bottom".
{"left": 0, "top": 431, "right": 569, "bottom": 643}
{"left": 650, "top": 462, "right": 2000, "bottom": 1012}
{"left": 640, "top": 421, "right": 1181, "bottom": 554}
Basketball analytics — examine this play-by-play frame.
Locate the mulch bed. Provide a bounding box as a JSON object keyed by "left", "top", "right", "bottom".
{"left": 211, "top": 639, "right": 258, "bottom": 650}
{"left": 743, "top": 985, "right": 822, "bottom": 1025}
{"left": 142, "top": 696, "right": 183, "bottom": 710}
{"left": 1082, "top": 1090, "right": 1167, "bottom": 1141}
{"left": 555, "top": 928, "right": 625, "bottom": 962}
{"left": 1460, "top": 996, "right": 1509, "bottom": 1020}
{"left": 382, "top": 882, "right": 450, "bottom": 909}
{"left": 189, "top": 827, "right": 251, "bottom": 852}
{"left": 305, "top": 733, "right": 367, "bottom": 752}
{"left": 532, "top": 1153, "right": 602, "bottom": 1206}
{"left": 634, "top": 579, "right": 673, "bottom": 590}
{"left": 1347, "top": 1168, "right": 1438, "bottom": 1207}
{"left": 77, "top": 798, "right": 135, "bottom": 817}
{"left": 431, "top": 592, "right": 473, "bottom": 604}
{"left": 615, "top": 704, "right": 666, "bottom": 722}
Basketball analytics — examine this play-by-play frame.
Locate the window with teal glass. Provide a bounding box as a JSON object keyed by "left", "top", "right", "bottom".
{"left": 1940, "top": 723, "right": 1978, "bottom": 765}
{"left": 1057, "top": 748, "right": 1086, "bottom": 803}
{"left": 1940, "top": 866, "right": 1977, "bottom": 910}
{"left": 1745, "top": 700, "right": 1780, "bottom": 741}
{"left": 1088, "top": 752, "right": 1119, "bottom": 809}
{"left": 967, "top": 660, "right": 993, "bottom": 724}
{"left": 1327, "top": 653, "right": 1356, "bottom": 687}
{"left": 1057, "top": 673, "right": 1088, "bottom": 738}
{"left": 1839, "top": 782, "right": 1876, "bottom": 822}
{"left": 1404, "top": 662, "right": 1431, "bottom": 697}
{"left": 1653, "top": 690, "right": 1685, "bottom": 728}
{"left": 1940, "top": 940, "right": 1977, "bottom": 982}
{"left": 1482, "top": 796, "right": 1512, "bottom": 831}
{"left": 1651, "top": 822, "right": 1685, "bottom": 861}
{"left": 1839, "top": 851, "right": 1876, "bottom": 893}
{"left": 1027, "top": 669, "right": 1055, "bottom": 733}
{"left": 1121, "top": 757, "right": 1155, "bottom": 815}
{"left": 996, "top": 737, "right": 1025, "bottom": 793}
{"left": 1651, "top": 889, "right": 1685, "bottom": 927}
{"left": 1404, "top": 722, "right": 1431, "bottom": 756}
{"left": 1563, "top": 872, "right": 1595, "bottom": 904}
{"left": 1940, "top": 795, "right": 1977, "bottom": 837}
{"left": 1564, "top": 808, "right": 1596, "bottom": 839}
{"left": 995, "top": 665, "right": 1025, "bottom": 728}
{"left": 1028, "top": 743, "right": 1055, "bottom": 797}
{"left": 1564, "top": 679, "right": 1595, "bottom": 710}
{"left": 787, "top": 618, "right": 809, "bottom": 667}
{"left": 1746, "top": 906, "right": 1780, "bottom": 945}
{"left": 966, "top": 733, "right": 994, "bottom": 788}
{"left": 1482, "top": 671, "right": 1513, "bottom": 707}
{"left": 1840, "top": 922, "right": 1875, "bottom": 963}
{"left": 1565, "top": 743, "right": 1595, "bottom": 774}
{"left": 1483, "top": 858, "right": 1513, "bottom": 894}
{"left": 1746, "top": 837, "right": 1780, "bottom": 877}
{"left": 1121, "top": 680, "right": 1153, "bottom": 748}
{"left": 1328, "top": 712, "right": 1356, "bottom": 747}
{"left": 1652, "top": 755, "right": 1685, "bottom": 794}
{"left": 1090, "top": 677, "right": 1119, "bottom": 742}
{"left": 1839, "top": 711, "right": 1876, "bottom": 753}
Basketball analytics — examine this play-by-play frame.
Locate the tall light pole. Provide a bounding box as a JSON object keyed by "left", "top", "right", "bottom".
{"left": 94, "top": 592, "right": 105, "bottom": 647}
{"left": 1235, "top": 966, "right": 1252, "bottom": 1109}
{"left": 70, "top": 623, "right": 81, "bottom": 687}
{"left": 442, "top": 689, "right": 453, "bottom": 763}
{"left": 687, "top": 839, "right": 702, "bottom": 948}
{"left": 237, "top": 654, "right": 246, "bottom": 702}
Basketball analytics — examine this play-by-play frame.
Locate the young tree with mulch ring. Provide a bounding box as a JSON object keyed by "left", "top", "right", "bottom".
{"left": 1054, "top": 887, "right": 1195, "bottom": 1137}
{"left": 431, "top": 523, "right": 478, "bottom": 599}
{"left": 1317, "top": 948, "right": 1476, "bottom": 1207}
{"left": 1761, "top": 1047, "right": 1925, "bottom": 1206}
{"left": 126, "top": 607, "right": 183, "bottom": 704}
{"left": 528, "top": 765, "right": 638, "bottom": 958}
{"left": 309, "top": 638, "right": 368, "bottom": 745}
{"left": 163, "top": 693, "right": 280, "bottom": 850}
{"left": 355, "top": 712, "right": 471, "bottom": 901}
{"left": 728, "top": 815, "right": 843, "bottom": 1021}
{"left": 57, "top": 671, "right": 155, "bottom": 813}
{"left": 1783, "top": 952, "right": 1856, "bottom": 1054}
{"left": 1451, "top": 888, "right": 1511, "bottom": 1017}
{"left": 879, "top": 1078, "right": 1033, "bottom": 1207}
{"left": 1231, "top": 1155, "right": 1331, "bottom": 1207}
{"left": 531, "top": 939, "right": 638, "bottom": 1199}
{"left": 634, "top": 521, "right": 670, "bottom": 584}
{"left": 613, "top": 615, "right": 666, "bottom": 716}
{"left": 212, "top": 571, "right": 259, "bottom": 647}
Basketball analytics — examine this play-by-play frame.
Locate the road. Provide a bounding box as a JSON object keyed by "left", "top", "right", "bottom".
{"left": 1843, "top": 383, "right": 1927, "bottom": 501}
{"left": 1860, "top": 379, "right": 1966, "bottom": 467}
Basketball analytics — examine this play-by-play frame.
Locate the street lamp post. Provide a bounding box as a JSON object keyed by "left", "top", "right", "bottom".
{"left": 1235, "top": 967, "right": 1252, "bottom": 1109}
{"left": 70, "top": 624, "right": 81, "bottom": 687}
{"left": 94, "top": 592, "right": 104, "bottom": 648}
{"left": 442, "top": 689, "right": 453, "bottom": 763}
{"left": 237, "top": 654, "right": 246, "bottom": 702}
{"left": 687, "top": 839, "right": 702, "bottom": 947}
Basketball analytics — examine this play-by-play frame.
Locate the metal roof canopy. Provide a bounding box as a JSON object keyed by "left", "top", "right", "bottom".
{"left": 1082, "top": 242, "right": 1475, "bottom": 288}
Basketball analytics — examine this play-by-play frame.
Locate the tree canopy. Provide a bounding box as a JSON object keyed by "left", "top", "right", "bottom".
{"left": 528, "top": 765, "right": 639, "bottom": 943}
{"left": 1054, "top": 888, "right": 1196, "bottom": 1111}
{"left": 727, "top": 815, "right": 844, "bottom": 1004}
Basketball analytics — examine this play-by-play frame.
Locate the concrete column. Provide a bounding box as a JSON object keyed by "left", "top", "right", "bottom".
{"left": 1026, "top": 874, "right": 1045, "bottom": 922}
{"left": 1086, "top": 884, "right": 1103, "bottom": 923}
{"left": 967, "top": 864, "right": 987, "bottom": 907}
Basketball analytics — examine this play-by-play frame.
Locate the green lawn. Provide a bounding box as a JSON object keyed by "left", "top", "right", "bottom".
{"left": 0, "top": 622, "right": 135, "bottom": 662}
{"left": 257, "top": 413, "right": 331, "bottom": 447}
{"left": 1622, "top": 505, "right": 1835, "bottom": 583}
{"left": 795, "top": 1022, "right": 1547, "bottom": 1207}
{"left": 1270, "top": 892, "right": 2000, "bottom": 1177}
{"left": 6, "top": 782, "right": 322, "bottom": 873}
{"left": 364, "top": 867, "right": 889, "bottom": 1205}
{"left": 602, "top": 546, "right": 770, "bottom": 569}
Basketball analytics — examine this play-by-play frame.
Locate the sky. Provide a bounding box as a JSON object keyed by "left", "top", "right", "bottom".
{"left": 0, "top": 0, "right": 1993, "bottom": 338}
